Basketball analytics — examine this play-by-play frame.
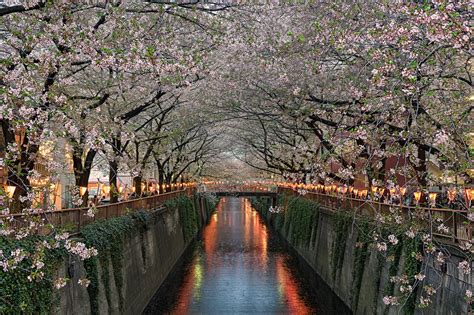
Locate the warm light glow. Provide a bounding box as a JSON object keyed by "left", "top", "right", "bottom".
{"left": 102, "top": 185, "right": 110, "bottom": 195}
{"left": 414, "top": 191, "right": 422, "bottom": 203}
{"left": 79, "top": 186, "right": 88, "bottom": 197}
{"left": 4, "top": 185, "right": 16, "bottom": 198}
{"left": 465, "top": 188, "right": 473, "bottom": 201}
{"left": 399, "top": 187, "right": 407, "bottom": 196}
{"left": 131, "top": 186, "right": 136, "bottom": 193}
{"left": 447, "top": 188, "right": 456, "bottom": 203}
{"left": 118, "top": 186, "right": 124, "bottom": 193}
{"left": 428, "top": 192, "right": 437, "bottom": 206}
{"left": 371, "top": 186, "right": 378, "bottom": 194}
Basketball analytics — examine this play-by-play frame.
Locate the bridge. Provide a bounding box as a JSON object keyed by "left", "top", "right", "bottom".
{"left": 201, "top": 182, "right": 277, "bottom": 198}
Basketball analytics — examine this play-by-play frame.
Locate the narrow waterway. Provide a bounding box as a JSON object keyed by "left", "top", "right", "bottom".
{"left": 144, "top": 197, "right": 351, "bottom": 314}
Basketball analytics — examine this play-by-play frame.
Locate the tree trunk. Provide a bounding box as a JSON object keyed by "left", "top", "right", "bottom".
{"left": 416, "top": 147, "right": 428, "bottom": 187}
{"left": 2, "top": 120, "right": 38, "bottom": 213}
{"left": 133, "top": 175, "right": 142, "bottom": 196}
{"left": 72, "top": 146, "right": 96, "bottom": 206}
{"left": 109, "top": 159, "right": 118, "bottom": 203}
{"left": 158, "top": 169, "right": 164, "bottom": 194}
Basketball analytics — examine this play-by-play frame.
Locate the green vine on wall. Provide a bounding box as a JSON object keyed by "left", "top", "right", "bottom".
{"left": 0, "top": 235, "right": 65, "bottom": 314}
{"left": 252, "top": 194, "right": 424, "bottom": 314}
{"left": 331, "top": 211, "right": 351, "bottom": 281}
{"left": 252, "top": 194, "right": 319, "bottom": 248}
{"left": 401, "top": 236, "right": 422, "bottom": 315}
{"left": 81, "top": 211, "right": 152, "bottom": 314}
{"left": 0, "top": 195, "right": 215, "bottom": 315}
{"left": 165, "top": 195, "right": 198, "bottom": 242}
{"left": 352, "top": 220, "right": 371, "bottom": 310}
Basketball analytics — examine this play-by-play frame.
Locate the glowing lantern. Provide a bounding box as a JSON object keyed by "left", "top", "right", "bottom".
{"left": 118, "top": 186, "right": 124, "bottom": 194}
{"left": 371, "top": 186, "right": 378, "bottom": 195}
{"left": 341, "top": 186, "right": 347, "bottom": 195}
{"left": 131, "top": 186, "right": 136, "bottom": 193}
{"left": 4, "top": 185, "right": 16, "bottom": 198}
{"left": 447, "top": 188, "right": 456, "bottom": 203}
{"left": 413, "top": 191, "right": 422, "bottom": 204}
{"left": 102, "top": 185, "right": 110, "bottom": 195}
{"left": 464, "top": 188, "right": 473, "bottom": 207}
{"left": 428, "top": 193, "right": 437, "bottom": 207}
{"left": 79, "top": 186, "right": 88, "bottom": 197}
{"left": 399, "top": 187, "right": 407, "bottom": 197}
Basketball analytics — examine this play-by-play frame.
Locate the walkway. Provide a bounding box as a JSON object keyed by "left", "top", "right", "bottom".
{"left": 144, "top": 197, "right": 350, "bottom": 314}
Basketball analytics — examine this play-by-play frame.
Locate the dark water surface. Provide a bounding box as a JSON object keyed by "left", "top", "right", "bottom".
{"left": 144, "top": 197, "right": 351, "bottom": 314}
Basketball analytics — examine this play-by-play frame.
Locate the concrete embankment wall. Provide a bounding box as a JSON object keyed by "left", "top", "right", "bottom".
{"left": 56, "top": 194, "right": 216, "bottom": 315}
{"left": 253, "top": 196, "right": 472, "bottom": 315}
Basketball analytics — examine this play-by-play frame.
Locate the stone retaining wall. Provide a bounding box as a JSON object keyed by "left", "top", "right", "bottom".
{"left": 254, "top": 197, "right": 472, "bottom": 315}
{"left": 56, "top": 195, "right": 214, "bottom": 315}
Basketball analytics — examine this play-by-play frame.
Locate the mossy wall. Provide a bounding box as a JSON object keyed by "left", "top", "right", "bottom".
{"left": 252, "top": 194, "right": 471, "bottom": 315}
{"left": 56, "top": 194, "right": 218, "bottom": 315}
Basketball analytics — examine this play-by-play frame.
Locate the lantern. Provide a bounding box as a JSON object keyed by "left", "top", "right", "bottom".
{"left": 79, "top": 186, "right": 88, "bottom": 197}
{"left": 389, "top": 187, "right": 396, "bottom": 197}
{"left": 102, "top": 185, "right": 110, "bottom": 195}
{"left": 428, "top": 193, "right": 437, "bottom": 207}
{"left": 4, "top": 185, "right": 16, "bottom": 198}
{"left": 399, "top": 187, "right": 407, "bottom": 197}
{"left": 413, "top": 191, "right": 422, "bottom": 204}
{"left": 464, "top": 188, "right": 473, "bottom": 207}
{"left": 371, "top": 186, "right": 378, "bottom": 195}
{"left": 118, "top": 186, "right": 124, "bottom": 194}
{"left": 447, "top": 188, "right": 456, "bottom": 203}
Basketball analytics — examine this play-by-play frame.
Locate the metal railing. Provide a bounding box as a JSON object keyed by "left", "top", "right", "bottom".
{"left": 1, "top": 189, "right": 193, "bottom": 235}
{"left": 278, "top": 187, "right": 472, "bottom": 243}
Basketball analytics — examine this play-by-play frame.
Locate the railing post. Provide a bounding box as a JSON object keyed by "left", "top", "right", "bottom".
{"left": 453, "top": 211, "right": 457, "bottom": 243}
{"left": 77, "top": 209, "right": 81, "bottom": 233}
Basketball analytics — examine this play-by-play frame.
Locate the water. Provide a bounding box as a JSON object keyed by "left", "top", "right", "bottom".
{"left": 144, "top": 197, "right": 351, "bottom": 314}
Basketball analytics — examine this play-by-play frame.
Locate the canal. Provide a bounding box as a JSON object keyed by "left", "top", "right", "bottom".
{"left": 144, "top": 197, "right": 351, "bottom": 314}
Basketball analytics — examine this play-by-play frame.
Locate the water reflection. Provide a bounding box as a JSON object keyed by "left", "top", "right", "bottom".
{"left": 144, "top": 197, "right": 351, "bottom": 314}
